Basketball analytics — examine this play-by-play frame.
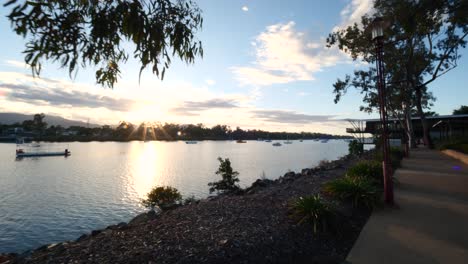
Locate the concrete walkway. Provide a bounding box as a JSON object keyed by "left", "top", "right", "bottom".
{"left": 347, "top": 148, "right": 468, "bottom": 264}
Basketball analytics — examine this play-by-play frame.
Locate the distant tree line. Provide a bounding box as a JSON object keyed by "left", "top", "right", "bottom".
{"left": 0, "top": 114, "right": 351, "bottom": 142}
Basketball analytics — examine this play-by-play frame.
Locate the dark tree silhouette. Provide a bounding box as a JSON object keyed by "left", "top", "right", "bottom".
{"left": 453, "top": 105, "right": 468, "bottom": 115}
{"left": 5, "top": 0, "right": 203, "bottom": 87}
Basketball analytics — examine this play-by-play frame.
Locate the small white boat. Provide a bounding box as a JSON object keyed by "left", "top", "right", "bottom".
{"left": 283, "top": 140, "right": 292, "bottom": 144}
{"left": 272, "top": 142, "right": 282, "bottom": 146}
{"left": 185, "top": 141, "right": 198, "bottom": 144}
{"left": 265, "top": 139, "right": 272, "bottom": 142}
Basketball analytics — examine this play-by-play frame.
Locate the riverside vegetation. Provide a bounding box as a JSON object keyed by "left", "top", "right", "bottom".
{"left": 1, "top": 113, "right": 351, "bottom": 142}
{"left": 2, "top": 142, "right": 404, "bottom": 263}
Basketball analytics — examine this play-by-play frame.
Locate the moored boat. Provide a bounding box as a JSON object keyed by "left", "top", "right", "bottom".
{"left": 236, "top": 140, "right": 247, "bottom": 143}
{"left": 16, "top": 149, "right": 71, "bottom": 158}
{"left": 272, "top": 142, "right": 282, "bottom": 146}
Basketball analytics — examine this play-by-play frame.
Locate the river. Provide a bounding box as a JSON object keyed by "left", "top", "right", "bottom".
{"left": 0, "top": 140, "right": 350, "bottom": 253}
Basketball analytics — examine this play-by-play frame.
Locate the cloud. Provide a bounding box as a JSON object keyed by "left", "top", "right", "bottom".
{"left": 1, "top": 83, "right": 137, "bottom": 111}
{"left": 251, "top": 109, "right": 335, "bottom": 124}
{"left": 4, "top": 60, "right": 29, "bottom": 69}
{"left": 0, "top": 72, "right": 138, "bottom": 114}
{"left": 232, "top": 21, "right": 346, "bottom": 86}
{"left": 172, "top": 98, "right": 240, "bottom": 116}
{"left": 205, "top": 79, "right": 216, "bottom": 86}
{"left": 242, "top": 6, "right": 249, "bottom": 12}
{"left": 334, "top": 0, "right": 374, "bottom": 31}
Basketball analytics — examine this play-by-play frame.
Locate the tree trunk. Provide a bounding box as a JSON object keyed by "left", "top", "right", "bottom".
{"left": 405, "top": 105, "right": 417, "bottom": 148}
{"left": 414, "top": 86, "right": 433, "bottom": 148}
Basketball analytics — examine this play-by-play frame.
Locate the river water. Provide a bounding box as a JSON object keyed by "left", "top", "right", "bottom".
{"left": 0, "top": 140, "right": 350, "bottom": 253}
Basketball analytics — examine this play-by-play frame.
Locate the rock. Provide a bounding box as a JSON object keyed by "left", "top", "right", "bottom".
{"left": 301, "top": 168, "right": 312, "bottom": 176}
{"left": 91, "top": 230, "right": 102, "bottom": 236}
{"left": 245, "top": 179, "right": 275, "bottom": 194}
{"left": 128, "top": 210, "right": 158, "bottom": 226}
{"left": 117, "top": 222, "right": 128, "bottom": 230}
{"left": 283, "top": 171, "right": 295, "bottom": 179}
{"left": 0, "top": 253, "right": 18, "bottom": 263}
{"left": 76, "top": 234, "right": 89, "bottom": 242}
{"left": 252, "top": 179, "right": 273, "bottom": 188}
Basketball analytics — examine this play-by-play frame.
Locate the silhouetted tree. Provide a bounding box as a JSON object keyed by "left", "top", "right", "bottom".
{"left": 453, "top": 105, "right": 468, "bottom": 115}
{"left": 208, "top": 157, "right": 240, "bottom": 194}
{"left": 5, "top": 0, "right": 203, "bottom": 87}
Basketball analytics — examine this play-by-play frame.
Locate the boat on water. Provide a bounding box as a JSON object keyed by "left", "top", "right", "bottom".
{"left": 284, "top": 140, "right": 292, "bottom": 144}
{"left": 16, "top": 148, "right": 71, "bottom": 158}
{"left": 265, "top": 139, "right": 272, "bottom": 142}
{"left": 185, "top": 141, "right": 198, "bottom": 144}
{"left": 320, "top": 139, "right": 329, "bottom": 143}
{"left": 236, "top": 140, "right": 247, "bottom": 143}
{"left": 272, "top": 142, "right": 282, "bottom": 146}
{"left": 15, "top": 141, "right": 71, "bottom": 158}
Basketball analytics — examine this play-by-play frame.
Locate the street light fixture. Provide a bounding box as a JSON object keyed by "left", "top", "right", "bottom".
{"left": 369, "top": 17, "right": 394, "bottom": 205}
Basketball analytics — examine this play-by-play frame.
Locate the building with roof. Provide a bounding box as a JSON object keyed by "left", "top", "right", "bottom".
{"left": 346, "top": 114, "right": 468, "bottom": 143}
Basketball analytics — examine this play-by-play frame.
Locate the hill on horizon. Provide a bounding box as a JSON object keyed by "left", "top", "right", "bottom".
{"left": 0, "top": 113, "right": 100, "bottom": 128}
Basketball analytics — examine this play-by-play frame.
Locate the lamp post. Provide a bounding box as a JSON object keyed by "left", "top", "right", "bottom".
{"left": 370, "top": 17, "right": 394, "bottom": 205}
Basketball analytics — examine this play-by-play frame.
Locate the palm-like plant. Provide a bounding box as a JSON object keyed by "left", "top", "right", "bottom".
{"left": 290, "top": 194, "right": 335, "bottom": 234}
{"left": 323, "top": 177, "right": 381, "bottom": 209}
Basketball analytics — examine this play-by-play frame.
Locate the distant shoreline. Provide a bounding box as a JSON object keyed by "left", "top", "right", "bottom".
{"left": 9, "top": 137, "right": 353, "bottom": 144}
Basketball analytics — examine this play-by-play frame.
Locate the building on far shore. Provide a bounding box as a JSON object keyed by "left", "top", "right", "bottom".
{"left": 0, "top": 127, "right": 35, "bottom": 142}
{"left": 346, "top": 114, "right": 468, "bottom": 144}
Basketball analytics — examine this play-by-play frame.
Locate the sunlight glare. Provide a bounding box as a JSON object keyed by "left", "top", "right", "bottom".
{"left": 130, "top": 142, "right": 162, "bottom": 198}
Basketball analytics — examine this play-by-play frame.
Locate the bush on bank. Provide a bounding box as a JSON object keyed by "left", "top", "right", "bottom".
{"left": 141, "top": 186, "right": 182, "bottom": 210}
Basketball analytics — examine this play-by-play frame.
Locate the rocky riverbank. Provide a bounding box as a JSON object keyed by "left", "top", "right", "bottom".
{"left": 2, "top": 153, "right": 374, "bottom": 264}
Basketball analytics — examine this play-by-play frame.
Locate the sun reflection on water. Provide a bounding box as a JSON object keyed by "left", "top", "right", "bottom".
{"left": 129, "top": 142, "right": 164, "bottom": 199}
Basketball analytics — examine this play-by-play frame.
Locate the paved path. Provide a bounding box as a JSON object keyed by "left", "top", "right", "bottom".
{"left": 347, "top": 148, "right": 468, "bottom": 264}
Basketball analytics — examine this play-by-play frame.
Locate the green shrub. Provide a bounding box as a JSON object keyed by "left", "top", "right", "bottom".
{"left": 374, "top": 147, "right": 404, "bottom": 169}
{"left": 208, "top": 157, "right": 241, "bottom": 194}
{"left": 346, "top": 160, "right": 383, "bottom": 182}
{"left": 390, "top": 147, "right": 404, "bottom": 161}
{"left": 142, "top": 186, "right": 182, "bottom": 209}
{"left": 348, "top": 140, "right": 364, "bottom": 156}
{"left": 290, "top": 194, "right": 335, "bottom": 234}
{"left": 437, "top": 138, "right": 468, "bottom": 154}
{"left": 323, "top": 177, "right": 381, "bottom": 209}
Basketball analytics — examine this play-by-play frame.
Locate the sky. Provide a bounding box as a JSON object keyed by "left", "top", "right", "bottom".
{"left": 0, "top": 0, "right": 467, "bottom": 135}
